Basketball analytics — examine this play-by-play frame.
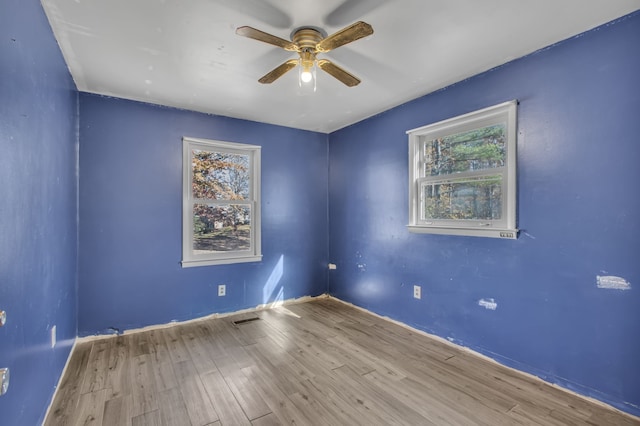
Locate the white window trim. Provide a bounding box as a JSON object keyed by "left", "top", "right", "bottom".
{"left": 407, "top": 100, "right": 518, "bottom": 239}
{"left": 182, "top": 137, "right": 262, "bottom": 267}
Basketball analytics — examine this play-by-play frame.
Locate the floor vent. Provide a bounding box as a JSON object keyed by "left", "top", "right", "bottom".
{"left": 232, "top": 317, "right": 261, "bottom": 325}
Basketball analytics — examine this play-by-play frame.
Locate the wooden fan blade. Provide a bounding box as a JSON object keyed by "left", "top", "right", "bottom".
{"left": 315, "top": 21, "right": 373, "bottom": 53}
{"left": 236, "top": 26, "right": 298, "bottom": 51}
{"left": 258, "top": 59, "right": 298, "bottom": 84}
{"left": 317, "top": 59, "right": 361, "bottom": 87}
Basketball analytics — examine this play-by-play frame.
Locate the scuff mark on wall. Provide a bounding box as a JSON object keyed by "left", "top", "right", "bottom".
{"left": 478, "top": 298, "right": 498, "bottom": 310}
{"left": 596, "top": 275, "right": 631, "bottom": 290}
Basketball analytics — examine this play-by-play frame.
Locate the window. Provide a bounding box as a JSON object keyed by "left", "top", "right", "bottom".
{"left": 182, "top": 137, "right": 261, "bottom": 267}
{"left": 407, "top": 100, "right": 518, "bottom": 239}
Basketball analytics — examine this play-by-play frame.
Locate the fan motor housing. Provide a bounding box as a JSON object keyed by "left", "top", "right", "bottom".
{"left": 291, "top": 28, "right": 324, "bottom": 50}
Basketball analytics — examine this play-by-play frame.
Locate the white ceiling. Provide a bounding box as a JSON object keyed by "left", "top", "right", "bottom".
{"left": 42, "top": 0, "right": 639, "bottom": 133}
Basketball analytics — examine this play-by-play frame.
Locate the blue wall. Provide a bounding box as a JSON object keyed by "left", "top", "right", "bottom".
{"left": 78, "top": 95, "right": 329, "bottom": 335}
{"left": 328, "top": 12, "right": 640, "bottom": 415}
{"left": 3, "top": 0, "right": 638, "bottom": 421}
{"left": 0, "top": 1, "right": 79, "bottom": 424}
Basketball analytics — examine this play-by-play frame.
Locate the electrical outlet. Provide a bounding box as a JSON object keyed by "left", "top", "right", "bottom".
{"left": 413, "top": 285, "right": 421, "bottom": 299}
{"left": 218, "top": 284, "right": 226, "bottom": 297}
{"left": 51, "top": 325, "right": 56, "bottom": 348}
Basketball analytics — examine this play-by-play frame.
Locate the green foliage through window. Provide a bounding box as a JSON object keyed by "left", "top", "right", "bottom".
{"left": 422, "top": 124, "right": 506, "bottom": 176}
{"left": 421, "top": 176, "right": 502, "bottom": 220}
{"left": 420, "top": 125, "right": 506, "bottom": 221}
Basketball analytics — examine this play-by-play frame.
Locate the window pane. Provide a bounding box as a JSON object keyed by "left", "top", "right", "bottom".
{"left": 421, "top": 175, "right": 502, "bottom": 221}
{"left": 193, "top": 204, "right": 251, "bottom": 253}
{"left": 421, "top": 123, "right": 506, "bottom": 176}
{"left": 192, "top": 150, "right": 250, "bottom": 200}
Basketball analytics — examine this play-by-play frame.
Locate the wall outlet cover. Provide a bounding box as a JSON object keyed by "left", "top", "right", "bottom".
{"left": 413, "top": 285, "right": 421, "bottom": 299}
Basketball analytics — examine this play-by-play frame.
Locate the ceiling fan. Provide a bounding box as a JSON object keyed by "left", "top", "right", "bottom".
{"left": 236, "top": 21, "right": 373, "bottom": 87}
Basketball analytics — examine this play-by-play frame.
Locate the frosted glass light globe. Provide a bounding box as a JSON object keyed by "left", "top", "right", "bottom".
{"left": 300, "top": 70, "right": 313, "bottom": 83}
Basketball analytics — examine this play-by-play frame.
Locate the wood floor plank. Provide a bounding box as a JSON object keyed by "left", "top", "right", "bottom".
{"left": 296, "top": 299, "right": 368, "bottom": 327}
{"left": 331, "top": 364, "right": 437, "bottom": 425}
{"left": 293, "top": 377, "right": 373, "bottom": 426}
{"left": 157, "top": 386, "right": 191, "bottom": 425}
{"left": 131, "top": 409, "right": 161, "bottom": 426}
{"left": 143, "top": 332, "right": 179, "bottom": 393}
{"left": 127, "top": 332, "right": 151, "bottom": 358}
{"left": 445, "top": 353, "right": 592, "bottom": 419}
{"left": 229, "top": 316, "right": 268, "bottom": 346}
{"left": 288, "top": 391, "right": 346, "bottom": 426}
{"left": 339, "top": 318, "right": 448, "bottom": 365}
{"left": 145, "top": 329, "right": 172, "bottom": 364}
{"left": 162, "top": 326, "right": 191, "bottom": 364}
{"left": 241, "top": 364, "right": 314, "bottom": 425}
{"left": 46, "top": 298, "right": 640, "bottom": 426}
{"left": 401, "top": 351, "right": 520, "bottom": 414}
{"left": 173, "top": 360, "right": 220, "bottom": 426}
{"left": 129, "top": 354, "right": 159, "bottom": 417}
{"left": 326, "top": 333, "right": 406, "bottom": 378}
{"left": 80, "top": 340, "right": 111, "bottom": 394}
{"left": 250, "top": 315, "right": 299, "bottom": 353}
{"left": 69, "top": 388, "right": 111, "bottom": 426}
{"left": 332, "top": 317, "right": 518, "bottom": 416}
{"left": 283, "top": 327, "right": 346, "bottom": 372}
{"left": 102, "top": 395, "right": 132, "bottom": 426}
{"left": 150, "top": 358, "right": 178, "bottom": 392}
{"left": 363, "top": 369, "right": 478, "bottom": 425}
{"left": 266, "top": 306, "right": 344, "bottom": 341}
{"left": 369, "top": 320, "right": 458, "bottom": 360}
{"left": 105, "top": 336, "right": 131, "bottom": 398}
{"left": 205, "top": 317, "right": 245, "bottom": 352}
{"left": 215, "top": 357, "right": 272, "bottom": 421}
{"left": 506, "top": 404, "right": 570, "bottom": 426}
{"left": 45, "top": 341, "right": 93, "bottom": 426}
{"left": 244, "top": 338, "right": 315, "bottom": 396}
{"left": 250, "top": 413, "right": 281, "bottom": 426}
{"left": 299, "top": 363, "right": 402, "bottom": 425}
{"left": 200, "top": 369, "right": 252, "bottom": 426}
{"left": 181, "top": 328, "right": 219, "bottom": 375}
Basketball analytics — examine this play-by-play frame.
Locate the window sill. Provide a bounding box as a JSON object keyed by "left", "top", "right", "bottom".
{"left": 407, "top": 225, "right": 518, "bottom": 239}
{"left": 181, "top": 255, "right": 263, "bottom": 268}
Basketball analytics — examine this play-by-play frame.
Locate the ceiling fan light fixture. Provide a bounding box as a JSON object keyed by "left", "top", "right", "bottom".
{"left": 236, "top": 21, "right": 373, "bottom": 88}
{"left": 298, "top": 51, "right": 317, "bottom": 91}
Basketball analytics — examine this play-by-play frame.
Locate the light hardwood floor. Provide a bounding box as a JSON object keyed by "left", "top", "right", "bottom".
{"left": 45, "top": 298, "right": 639, "bottom": 425}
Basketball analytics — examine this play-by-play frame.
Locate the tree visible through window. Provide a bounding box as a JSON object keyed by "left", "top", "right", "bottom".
{"left": 421, "top": 125, "right": 505, "bottom": 221}
{"left": 407, "top": 101, "right": 518, "bottom": 239}
{"left": 183, "top": 138, "right": 261, "bottom": 267}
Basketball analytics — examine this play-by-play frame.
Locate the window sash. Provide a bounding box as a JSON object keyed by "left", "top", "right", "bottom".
{"left": 191, "top": 202, "right": 254, "bottom": 253}
{"left": 418, "top": 124, "right": 507, "bottom": 176}
{"left": 416, "top": 171, "right": 507, "bottom": 228}
{"left": 407, "top": 100, "right": 517, "bottom": 239}
{"left": 190, "top": 146, "right": 252, "bottom": 201}
{"left": 182, "top": 137, "right": 261, "bottom": 267}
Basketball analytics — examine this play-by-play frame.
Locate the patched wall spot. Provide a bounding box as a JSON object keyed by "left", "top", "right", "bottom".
{"left": 478, "top": 298, "right": 498, "bottom": 310}
{"left": 596, "top": 275, "right": 631, "bottom": 290}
